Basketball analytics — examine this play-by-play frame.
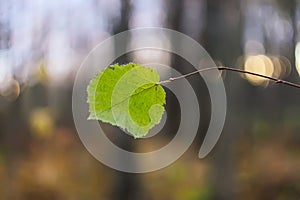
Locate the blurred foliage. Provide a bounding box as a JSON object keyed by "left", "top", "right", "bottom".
{"left": 1, "top": 126, "right": 112, "bottom": 200}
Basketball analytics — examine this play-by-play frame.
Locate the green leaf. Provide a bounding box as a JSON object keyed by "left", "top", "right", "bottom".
{"left": 87, "top": 63, "right": 166, "bottom": 138}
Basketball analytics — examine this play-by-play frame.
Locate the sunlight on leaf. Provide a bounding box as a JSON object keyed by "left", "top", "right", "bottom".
{"left": 87, "top": 63, "right": 166, "bottom": 138}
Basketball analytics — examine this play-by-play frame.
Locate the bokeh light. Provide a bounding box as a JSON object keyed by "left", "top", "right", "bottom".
{"left": 29, "top": 107, "right": 54, "bottom": 139}
{"left": 243, "top": 55, "right": 274, "bottom": 86}
{"left": 278, "top": 56, "right": 292, "bottom": 78}
{"left": 295, "top": 42, "right": 300, "bottom": 76}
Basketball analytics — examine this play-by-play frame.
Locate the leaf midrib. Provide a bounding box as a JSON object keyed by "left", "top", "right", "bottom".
{"left": 95, "top": 83, "right": 160, "bottom": 115}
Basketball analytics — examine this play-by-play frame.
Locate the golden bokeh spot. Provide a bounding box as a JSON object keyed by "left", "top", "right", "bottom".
{"left": 279, "top": 56, "right": 291, "bottom": 78}
{"left": 29, "top": 107, "right": 54, "bottom": 139}
{"left": 295, "top": 42, "right": 300, "bottom": 76}
{"left": 244, "top": 55, "right": 274, "bottom": 86}
{"left": 1, "top": 79, "right": 20, "bottom": 101}
{"left": 270, "top": 56, "right": 282, "bottom": 79}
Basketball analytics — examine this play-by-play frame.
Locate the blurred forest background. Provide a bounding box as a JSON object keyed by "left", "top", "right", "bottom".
{"left": 1, "top": 0, "right": 300, "bottom": 199}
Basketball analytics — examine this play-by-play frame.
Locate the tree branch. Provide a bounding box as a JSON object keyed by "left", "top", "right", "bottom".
{"left": 158, "top": 66, "right": 300, "bottom": 89}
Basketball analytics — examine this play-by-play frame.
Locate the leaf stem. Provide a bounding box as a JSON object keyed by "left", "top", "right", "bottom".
{"left": 158, "top": 66, "right": 300, "bottom": 89}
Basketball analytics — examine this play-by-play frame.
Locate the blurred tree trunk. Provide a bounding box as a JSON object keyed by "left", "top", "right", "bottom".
{"left": 203, "top": 0, "right": 243, "bottom": 199}
{"left": 109, "top": 1, "right": 146, "bottom": 200}
{"left": 166, "top": 0, "right": 211, "bottom": 143}
{"left": 168, "top": 1, "right": 238, "bottom": 198}
{"left": 164, "top": 0, "right": 184, "bottom": 136}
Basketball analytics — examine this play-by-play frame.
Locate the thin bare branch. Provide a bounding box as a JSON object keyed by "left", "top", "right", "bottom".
{"left": 158, "top": 66, "right": 300, "bottom": 89}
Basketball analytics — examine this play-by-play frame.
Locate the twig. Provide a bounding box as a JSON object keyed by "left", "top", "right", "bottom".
{"left": 158, "top": 66, "right": 300, "bottom": 89}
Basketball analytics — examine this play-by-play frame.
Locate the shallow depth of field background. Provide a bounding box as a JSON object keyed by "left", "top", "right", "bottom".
{"left": 1, "top": 0, "right": 300, "bottom": 199}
